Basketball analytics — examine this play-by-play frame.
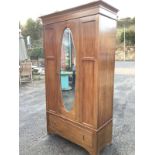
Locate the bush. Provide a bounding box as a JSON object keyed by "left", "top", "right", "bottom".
{"left": 29, "top": 48, "right": 44, "bottom": 60}
{"left": 120, "top": 30, "right": 135, "bottom": 45}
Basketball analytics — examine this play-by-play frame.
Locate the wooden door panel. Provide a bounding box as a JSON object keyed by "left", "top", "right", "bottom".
{"left": 55, "top": 20, "right": 80, "bottom": 121}
{"left": 82, "top": 60, "right": 95, "bottom": 126}
{"left": 44, "top": 25, "right": 57, "bottom": 112}
{"left": 46, "top": 59, "right": 57, "bottom": 111}
{"left": 81, "top": 20, "right": 96, "bottom": 57}
{"left": 66, "top": 19, "right": 80, "bottom": 121}
{"left": 80, "top": 15, "right": 98, "bottom": 128}
{"left": 44, "top": 26, "right": 56, "bottom": 57}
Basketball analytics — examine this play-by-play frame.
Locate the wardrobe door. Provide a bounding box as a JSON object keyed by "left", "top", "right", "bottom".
{"left": 44, "top": 24, "right": 58, "bottom": 113}
{"left": 66, "top": 19, "right": 80, "bottom": 121}
{"left": 80, "top": 15, "right": 99, "bottom": 128}
{"left": 57, "top": 19, "right": 80, "bottom": 121}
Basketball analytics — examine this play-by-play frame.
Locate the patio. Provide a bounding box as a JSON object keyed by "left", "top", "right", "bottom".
{"left": 19, "top": 61, "right": 135, "bottom": 155}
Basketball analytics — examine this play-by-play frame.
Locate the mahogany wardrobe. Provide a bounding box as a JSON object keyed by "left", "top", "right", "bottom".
{"left": 40, "top": 1, "right": 118, "bottom": 155}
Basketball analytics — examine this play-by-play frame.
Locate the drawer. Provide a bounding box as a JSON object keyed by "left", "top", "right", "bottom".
{"left": 48, "top": 114, "right": 93, "bottom": 148}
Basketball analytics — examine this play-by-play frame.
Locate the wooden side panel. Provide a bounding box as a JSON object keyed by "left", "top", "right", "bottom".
{"left": 44, "top": 25, "right": 57, "bottom": 112}
{"left": 81, "top": 20, "right": 95, "bottom": 57}
{"left": 98, "top": 15, "right": 117, "bottom": 127}
{"left": 82, "top": 61, "right": 95, "bottom": 125}
{"left": 80, "top": 15, "right": 98, "bottom": 128}
{"left": 46, "top": 59, "right": 57, "bottom": 111}
{"left": 44, "top": 27, "right": 55, "bottom": 57}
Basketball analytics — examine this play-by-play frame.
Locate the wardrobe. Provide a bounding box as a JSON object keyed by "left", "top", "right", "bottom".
{"left": 40, "top": 1, "right": 118, "bottom": 154}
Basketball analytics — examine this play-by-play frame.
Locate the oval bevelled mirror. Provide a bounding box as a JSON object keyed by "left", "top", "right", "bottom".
{"left": 60, "top": 28, "right": 76, "bottom": 112}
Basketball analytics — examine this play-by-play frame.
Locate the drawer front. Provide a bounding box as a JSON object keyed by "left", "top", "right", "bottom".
{"left": 48, "top": 114, "right": 93, "bottom": 148}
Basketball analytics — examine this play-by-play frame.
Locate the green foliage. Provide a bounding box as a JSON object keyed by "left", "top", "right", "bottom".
{"left": 29, "top": 48, "right": 44, "bottom": 60}
{"left": 21, "top": 18, "right": 43, "bottom": 60}
{"left": 116, "top": 17, "right": 135, "bottom": 46}
{"left": 120, "top": 29, "right": 135, "bottom": 45}
{"left": 118, "top": 17, "right": 135, "bottom": 28}
{"left": 21, "top": 18, "right": 42, "bottom": 41}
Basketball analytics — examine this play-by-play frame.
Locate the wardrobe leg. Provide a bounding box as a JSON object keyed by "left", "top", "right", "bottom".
{"left": 89, "top": 150, "right": 99, "bottom": 155}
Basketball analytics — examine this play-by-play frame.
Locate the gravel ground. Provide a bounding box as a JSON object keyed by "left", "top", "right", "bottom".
{"left": 19, "top": 61, "right": 135, "bottom": 155}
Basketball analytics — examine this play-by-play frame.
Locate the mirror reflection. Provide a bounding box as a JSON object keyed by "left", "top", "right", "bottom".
{"left": 60, "top": 28, "right": 76, "bottom": 112}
